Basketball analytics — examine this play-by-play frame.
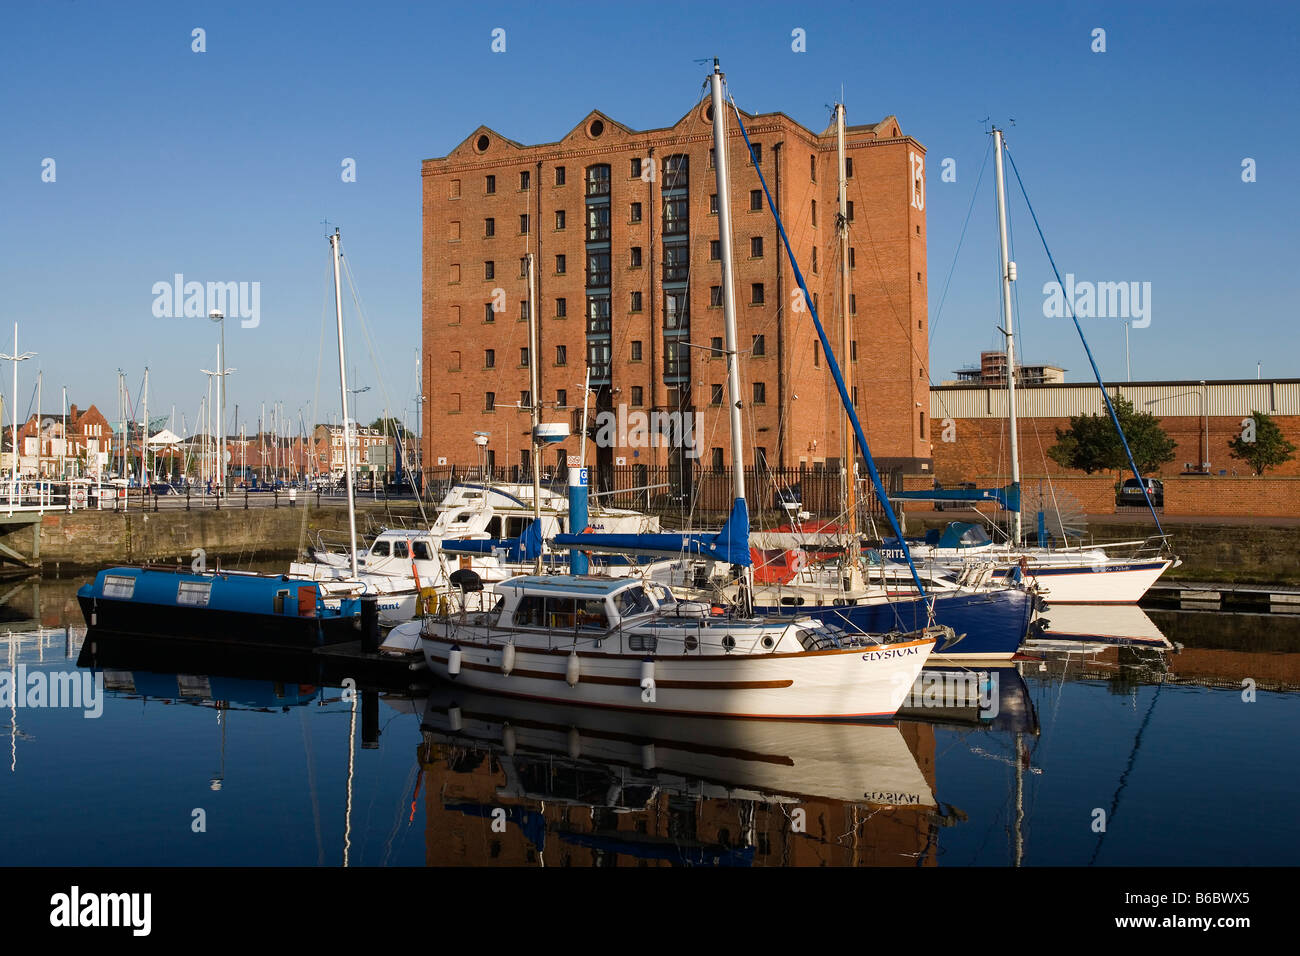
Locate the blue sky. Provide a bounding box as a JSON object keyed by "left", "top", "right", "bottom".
{"left": 1, "top": 0, "right": 1295, "bottom": 436}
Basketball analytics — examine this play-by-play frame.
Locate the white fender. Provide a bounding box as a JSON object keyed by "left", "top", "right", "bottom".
{"left": 640, "top": 743, "right": 656, "bottom": 770}
{"left": 502, "top": 722, "right": 516, "bottom": 756}
{"left": 640, "top": 657, "right": 655, "bottom": 687}
{"left": 567, "top": 726, "right": 581, "bottom": 759}
{"left": 447, "top": 705, "right": 462, "bottom": 732}
{"left": 447, "top": 645, "right": 462, "bottom": 678}
{"left": 565, "top": 650, "right": 580, "bottom": 687}
{"left": 501, "top": 641, "right": 516, "bottom": 676}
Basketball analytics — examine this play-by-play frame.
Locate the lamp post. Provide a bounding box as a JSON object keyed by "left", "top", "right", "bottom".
{"left": 1145, "top": 388, "right": 1209, "bottom": 473}
{"left": 0, "top": 323, "right": 37, "bottom": 511}
{"left": 208, "top": 310, "right": 233, "bottom": 493}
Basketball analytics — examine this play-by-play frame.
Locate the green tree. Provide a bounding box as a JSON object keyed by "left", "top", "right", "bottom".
{"left": 1229, "top": 411, "right": 1297, "bottom": 475}
{"left": 369, "top": 417, "right": 411, "bottom": 441}
{"left": 1048, "top": 396, "right": 1176, "bottom": 475}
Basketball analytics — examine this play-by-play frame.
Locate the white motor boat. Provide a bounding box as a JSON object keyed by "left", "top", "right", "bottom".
{"left": 388, "top": 573, "right": 939, "bottom": 720}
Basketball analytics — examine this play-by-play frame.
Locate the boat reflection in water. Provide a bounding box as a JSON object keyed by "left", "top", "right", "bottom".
{"left": 897, "top": 664, "right": 1039, "bottom": 735}
{"left": 414, "top": 687, "right": 942, "bottom": 867}
{"left": 1029, "top": 604, "right": 1173, "bottom": 650}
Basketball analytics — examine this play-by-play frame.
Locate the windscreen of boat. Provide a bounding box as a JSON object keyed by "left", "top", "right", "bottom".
{"left": 412, "top": 541, "right": 433, "bottom": 560}
{"left": 616, "top": 586, "right": 655, "bottom": 618}
{"left": 371, "top": 541, "right": 390, "bottom": 557}
{"left": 938, "top": 522, "right": 992, "bottom": 550}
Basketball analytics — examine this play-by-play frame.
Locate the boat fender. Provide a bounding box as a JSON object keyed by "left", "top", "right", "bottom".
{"left": 640, "top": 743, "right": 656, "bottom": 770}
{"left": 502, "top": 722, "right": 516, "bottom": 756}
{"left": 640, "top": 658, "right": 655, "bottom": 701}
{"left": 501, "top": 641, "right": 516, "bottom": 676}
{"left": 447, "top": 705, "right": 462, "bottom": 732}
{"left": 447, "top": 644, "right": 463, "bottom": 678}
{"left": 565, "top": 650, "right": 580, "bottom": 687}
{"left": 567, "top": 726, "right": 581, "bottom": 758}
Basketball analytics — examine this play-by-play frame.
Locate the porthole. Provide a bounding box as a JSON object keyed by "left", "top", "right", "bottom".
{"left": 684, "top": 635, "right": 699, "bottom": 651}
{"left": 761, "top": 635, "right": 775, "bottom": 650}
{"left": 722, "top": 635, "right": 736, "bottom": 651}
{"left": 475, "top": 134, "right": 490, "bottom": 152}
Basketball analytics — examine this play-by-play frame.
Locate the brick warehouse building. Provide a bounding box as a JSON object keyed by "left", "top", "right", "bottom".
{"left": 421, "top": 100, "right": 931, "bottom": 494}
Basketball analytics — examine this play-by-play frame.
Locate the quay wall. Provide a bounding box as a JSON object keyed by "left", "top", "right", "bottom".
{"left": 35, "top": 502, "right": 424, "bottom": 575}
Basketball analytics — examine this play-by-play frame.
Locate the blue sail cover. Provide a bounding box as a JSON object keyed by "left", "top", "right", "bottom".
{"left": 553, "top": 497, "right": 752, "bottom": 567}
{"left": 442, "top": 518, "right": 544, "bottom": 562}
{"left": 892, "top": 483, "right": 1022, "bottom": 512}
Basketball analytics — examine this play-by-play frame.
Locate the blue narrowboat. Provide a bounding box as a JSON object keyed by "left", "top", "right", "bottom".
{"left": 77, "top": 567, "right": 363, "bottom": 648}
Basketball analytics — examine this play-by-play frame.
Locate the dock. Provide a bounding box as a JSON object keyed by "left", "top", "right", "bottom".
{"left": 1144, "top": 581, "right": 1300, "bottom": 614}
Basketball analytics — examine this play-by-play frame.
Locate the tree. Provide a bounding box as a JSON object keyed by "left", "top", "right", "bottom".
{"left": 1048, "top": 396, "right": 1176, "bottom": 475}
{"left": 1229, "top": 411, "right": 1297, "bottom": 475}
{"left": 369, "top": 417, "right": 411, "bottom": 442}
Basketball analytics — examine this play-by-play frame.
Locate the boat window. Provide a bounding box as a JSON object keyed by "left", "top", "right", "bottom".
{"left": 102, "top": 574, "right": 136, "bottom": 599}
{"left": 176, "top": 580, "right": 212, "bottom": 607}
{"left": 393, "top": 541, "right": 410, "bottom": 559}
{"left": 371, "top": 541, "right": 390, "bottom": 557}
{"left": 958, "top": 526, "right": 991, "bottom": 547}
{"left": 486, "top": 517, "right": 503, "bottom": 538}
{"left": 577, "top": 599, "right": 608, "bottom": 629}
{"left": 617, "top": 586, "right": 655, "bottom": 617}
{"left": 650, "top": 585, "right": 676, "bottom": 608}
{"left": 506, "top": 517, "right": 526, "bottom": 538}
{"left": 513, "top": 595, "right": 545, "bottom": 627}
{"left": 451, "top": 510, "right": 473, "bottom": 524}
{"left": 412, "top": 541, "right": 432, "bottom": 560}
{"left": 628, "top": 633, "right": 657, "bottom": 652}
{"left": 779, "top": 596, "right": 805, "bottom": 606}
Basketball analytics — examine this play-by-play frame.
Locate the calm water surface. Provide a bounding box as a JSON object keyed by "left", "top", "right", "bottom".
{"left": 2, "top": 575, "right": 1297, "bottom": 866}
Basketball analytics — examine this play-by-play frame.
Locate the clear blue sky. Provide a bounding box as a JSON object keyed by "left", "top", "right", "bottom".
{"left": 2, "top": 0, "right": 1295, "bottom": 436}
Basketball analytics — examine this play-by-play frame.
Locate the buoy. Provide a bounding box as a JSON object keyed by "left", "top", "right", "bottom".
{"left": 502, "top": 723, "right": 516, "bottom": 756}
{"left": 565, "top": 650, "right": 580, "bottom": 687}
{"left": 640, "top": 743, "right": 656, "bottom": 770}
{"left": 567, "top": 726, "right": 581, "bottom": 759}
{"left": 448, "top": 705, "right": 462, "bottom": 732}
{"left": 501, "top": 642, "right": 516, "bottom": 676}
{"left": 447, "top": 645, "right": 462, "bottom": 678}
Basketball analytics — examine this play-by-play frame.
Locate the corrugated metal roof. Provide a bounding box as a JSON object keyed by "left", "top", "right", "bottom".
{"left": 932, "top": 381, "right": 1300, "bottom": 419}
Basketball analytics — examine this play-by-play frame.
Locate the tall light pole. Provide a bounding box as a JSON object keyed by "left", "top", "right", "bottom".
{"left": 0, "top": 323, "right": 37, "bottom": 510}
{"left": 1146, "top": 388, "right": 1208, "bottom": 473}
{"left": 209, "top": 310, "right": 230, "bottom": 492}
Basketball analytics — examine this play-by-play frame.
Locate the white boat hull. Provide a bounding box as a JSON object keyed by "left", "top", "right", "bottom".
{"left": 1013, "top": 560, "right": 1172, "bottom": 604}
{"left": 413, "top": 626, "right": 934, "bottom": 720}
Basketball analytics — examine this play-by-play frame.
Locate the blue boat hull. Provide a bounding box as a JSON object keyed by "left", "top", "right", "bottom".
{"left": 756, "top": 588, "right": 1035, "bottom": 660}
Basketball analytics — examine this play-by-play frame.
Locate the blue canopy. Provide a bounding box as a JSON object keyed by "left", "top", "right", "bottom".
{"left": 553, "top": 497, "right": 751, "bottom": 567}
{"left": 442, "top": 518, "right": 544, "bottom": 562}
{"left": 892, "top": 484, "right": 1021, "bottom": 512}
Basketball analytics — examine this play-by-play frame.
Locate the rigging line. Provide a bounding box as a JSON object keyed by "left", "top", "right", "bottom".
{"left": 339, "top": 249, "right": 430, "bottom": 524}
{"left": 1002, "top": 146, "right": 1164, "bottom": 535}
{"left": 1088, "top": 675, "right": 1166, "bottom": 866}
{"left": 930, "top": 136, "right": 992, "bottom": 355}
{"left": 727, "top": 87, "right": 929, "bottom": 604}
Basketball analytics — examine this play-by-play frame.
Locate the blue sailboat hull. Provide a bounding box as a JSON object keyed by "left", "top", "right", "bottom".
{"left": 756, "top": 588, "right": 1035, "bottom": 660}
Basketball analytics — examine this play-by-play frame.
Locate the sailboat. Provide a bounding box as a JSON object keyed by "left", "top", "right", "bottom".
{"left": 563, "top": 95, "right": 1036, "bottom": 660}
{"left": 891, "top": 128, "right": 1178, "bottom": 604}
{"left": 386, "top": 61, "right": 939, "bottom": 720}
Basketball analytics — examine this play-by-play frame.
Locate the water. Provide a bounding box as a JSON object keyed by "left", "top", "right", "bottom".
{"left": 3, "top": 575, "right": 1297, "bottom": 866}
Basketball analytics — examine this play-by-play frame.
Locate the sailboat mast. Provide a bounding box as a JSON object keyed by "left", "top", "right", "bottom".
{"left": 836, "top": 103, "right": 857, "bottom": 551}
{"left": 330, "top": 229, "right": 360, "bottom": 579}
{"left": 709, "top": 62, "right": 746, "bottom": 507}
{"left": 992, "top": 128, "right": 1022, "bottom": 546}
{"left": 526, "top": 251, "right": 543, "bottom": 574}
{"left": 709, "top": 59, "right": 752, "bottom": 612}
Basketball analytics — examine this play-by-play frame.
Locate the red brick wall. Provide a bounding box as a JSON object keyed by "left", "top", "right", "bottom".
{"left": 1164, "top": 477, "right": 1300, "bottom": 518}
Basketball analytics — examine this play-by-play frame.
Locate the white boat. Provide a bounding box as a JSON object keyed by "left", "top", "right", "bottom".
{"left": 888, "top": 521, "right": 1175, "bottom": 604}
{"left": 391, "top": 572, "right": 936, "bottom": 719}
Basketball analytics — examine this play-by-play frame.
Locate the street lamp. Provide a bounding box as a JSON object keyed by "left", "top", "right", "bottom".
{"left": 0, "top": 322, "right": 37, "bottom": 511}
{"left": 208, "top": 310, "right": 233, "bottom": 492}
{"left": 1146, "top": 387, "right": 1209, "bottom": 473}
